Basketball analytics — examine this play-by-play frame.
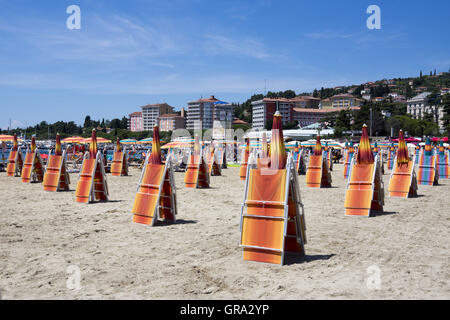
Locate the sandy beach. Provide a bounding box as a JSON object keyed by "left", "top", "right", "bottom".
{"left": 0, "top": 163, "right": 449, "bottom": 300}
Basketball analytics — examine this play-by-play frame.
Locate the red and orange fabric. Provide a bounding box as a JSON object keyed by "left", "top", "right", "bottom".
{"left": 13, "top": 134, "right": 18, "bottom": 151}
{"left": 396, "top": 130, "right": 409, "bottom": 165}
{"left": 149, "top": 126, "right": 162, "bottom": 164}
{"left": 116, "top": 137, "right": 122, "bottom": 152}
{"left": 269, "top": 112, "right": 287, "bottom": 170}
{"left": 55, "top": 133, "right": 62, "bottom": 156}
{"left": 89, "top": 130, "right": 98, "bottom": 159}
{"left": 313, "top": 135, "right": 322, "bottom": 156}
{"left": 357, "top": 125, "right": 374, "bottom": 165}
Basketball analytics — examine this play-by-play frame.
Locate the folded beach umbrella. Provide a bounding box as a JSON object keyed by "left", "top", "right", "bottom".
{"left": 55, "top": 133, "right": 62, "bottom": 156}
{"left": 269, "top": 111, "right": 287, "bottom": 170}
{"left": 396, "top": 130, "right": 409, "bottom": 165}
{"left": 313, "top": 135, "right": 322, "bottom": 156}
{"left": 115, "top": 137, "right": 122, "bottom": 152}
{"left": 357, "top": 125, "right": 374, "bottom": 165}
{"left": 13, "top": 133, "right": 19, "bottom": 151}
{"left": 148, "top": 126, "right": 162, "bottom": 164}
{"left": 89, "top": 130, "right": 98, "bottom": 159}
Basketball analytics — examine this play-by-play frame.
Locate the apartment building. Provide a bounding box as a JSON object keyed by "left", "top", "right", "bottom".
{"left": 128, "top": 112, "right": 143, "bottom": 132}
{"left": 140, "top": 103, "right": 174, "bottom": 131}
{"left": 251, "top": 98, "right": 295, "bottom": 129}
{"left": 330, "top": 94, "right": 363, "bottom": 108}
{"left": 186, "top": 96, "right": 234, "bottom": 131}
{"left": 290, "top": 96, "right": 321, "bottom": 109}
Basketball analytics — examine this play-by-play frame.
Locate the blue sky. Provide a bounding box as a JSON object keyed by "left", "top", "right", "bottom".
{"left": 1, "top": 0, "right": 449, "bottom": 129}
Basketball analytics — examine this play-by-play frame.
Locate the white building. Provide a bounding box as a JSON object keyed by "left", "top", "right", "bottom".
{"left": 407, "top": 92, "right": 444, "bottom": 130}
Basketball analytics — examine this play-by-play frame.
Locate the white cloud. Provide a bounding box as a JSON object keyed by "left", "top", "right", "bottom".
{"left": 204, "top": 34, "right": 271, "bottom": 59}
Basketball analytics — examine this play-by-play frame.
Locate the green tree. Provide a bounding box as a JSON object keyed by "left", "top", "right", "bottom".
{"left": 84, "top": 116, "right": 92, "bottom": 128}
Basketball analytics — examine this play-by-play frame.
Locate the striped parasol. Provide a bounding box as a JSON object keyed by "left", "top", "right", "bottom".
{"left": 84, "top": 136, "right": 111, "bottom": 144}
{"left": 120, "top": 139, "right": 138, "bottom": 145}
{"left": 61, "top": 136, "right": 85, "bottom": 144}
{"left": 0, "top": 134, "right": 23, "bottom": 142}
{"left": 137, "top": 137, "right": 153, "bottom": 144}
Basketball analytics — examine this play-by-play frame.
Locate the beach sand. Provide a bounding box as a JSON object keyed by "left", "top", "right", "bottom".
{"left": 0, "top": 163, "right": 449, "bottom": 300}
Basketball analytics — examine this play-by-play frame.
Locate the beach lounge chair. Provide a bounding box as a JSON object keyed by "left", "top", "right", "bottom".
{"left": 240, "top": 112, "right": 306, "bottom": 265}
{"left": 206, "top": 145, "right": 222, "bottom": 176}
{"left": 323, "top": 143, "right": 333, "bottom": 172}
{"left": 388, "top": 130, "right": 418, "bottom": 198}
{"left": 43, "top": 134, "right": 70, "bottom": 192}
{"left": 343, "top": 142, "right": 355, "bottom": 179}
{"left": 417, "top": 138, "right": 439, "bottom": 186}
{"left": 132, "top": 126, "right": 177, "bottom": 225}
{"left": 75, "top": 130, "right": 109, "bottom": 203}
{"left": 21, "top": 136, "right": 45, "bottom": 183}
{"left": 184, "top": 136, "right": 210, "bottom": 188}
{"left": 387, "top": 144, "right": 396, "bottom": 170}
{"left": 306, "top": 136, "right": 332, "bottom": 188}
{"left": 239, "top": 138, "right": 251, "bottom": 180}
{"left": 345, "top": 125, "right": 384, "bottom": 217}
{"left": 436, "top": 141, "right": 449, "bottom": 179}
{"left": 111, "top": 138, "right": 129, "bottom": 177}
{"left": 6, "top": 134, "right": 23, "bottom": 177}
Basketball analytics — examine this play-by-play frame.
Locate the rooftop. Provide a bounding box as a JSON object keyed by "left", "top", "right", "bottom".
{"left": 293, "top": 107, "right": 360, "bottom": 113}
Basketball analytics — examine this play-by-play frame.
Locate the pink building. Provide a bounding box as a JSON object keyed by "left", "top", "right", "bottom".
{"left": 128, "top": 112, "right": 143, "bottom": 132}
